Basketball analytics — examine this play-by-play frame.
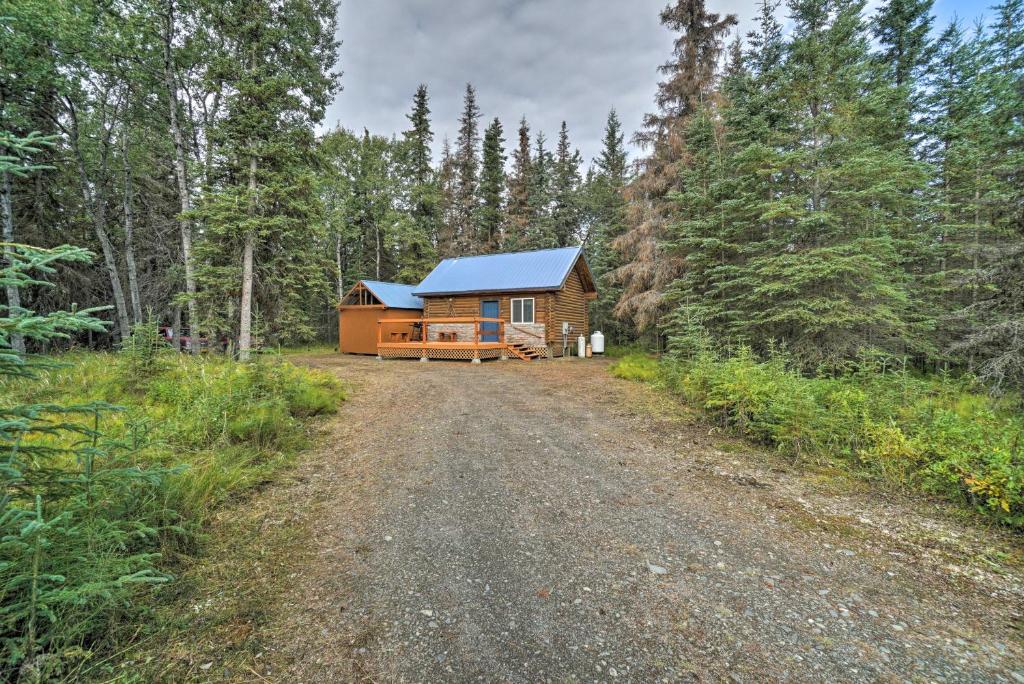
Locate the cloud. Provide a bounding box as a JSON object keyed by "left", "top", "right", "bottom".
{"left": 325, "top": 0, "right": 685, "bottom": 168}
{"left": 323, "top": 0, "right": 968, "bottom": 168}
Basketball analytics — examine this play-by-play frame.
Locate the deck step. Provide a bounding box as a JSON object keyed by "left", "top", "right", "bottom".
{"left": 506, "top": 343, "right": 540, "bottom": 361}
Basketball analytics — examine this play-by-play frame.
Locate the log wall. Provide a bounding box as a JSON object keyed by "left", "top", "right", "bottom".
{"left": 419, "top": 260, "right": 593, "bottom": 356}
{"left": 548, "top": 263, "right": 590, "bottom": 351}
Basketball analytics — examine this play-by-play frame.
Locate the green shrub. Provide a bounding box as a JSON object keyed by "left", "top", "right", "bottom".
{"left": 610, "top": 353, "right": 661, "bottom": 382}
{"left": 0, "top": 246, "right": 175, "bottom": 680}
{"left": 118, "top": 318, "right": 172, "bottom": 392}
{"left": 267, "top": 361, "right": 341, "bottom": 418}
{"left": 284, "top": 380, "right": 340, "bottom": 417}
{"left": 622, "top": 347, "right": 1024, "bottom": 527}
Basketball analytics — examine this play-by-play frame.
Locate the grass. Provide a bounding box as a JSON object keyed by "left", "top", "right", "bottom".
{"left": 275, "top": 343, "right": 337, "bottom": 356}
{"left": 609, "top": 352, "right": 661, "bottom": 382}
{"left": 1, "top": 348, "right": 344, "bottom": 681}
{"left": 16, "top": 351, "right": 342, "bottom": 523}
{"left": 604, "top": 343, "right": 652, "bottom": 359}
{"left": 610, "top": 349, "right": 1024, "bottom": 529}
{"left": 115, "top": 481, "right": 313, "bottom": 682}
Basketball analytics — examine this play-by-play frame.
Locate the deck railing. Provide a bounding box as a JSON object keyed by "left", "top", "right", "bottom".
{"left": 377, "top": 317, "right": 506, "bottom": 360}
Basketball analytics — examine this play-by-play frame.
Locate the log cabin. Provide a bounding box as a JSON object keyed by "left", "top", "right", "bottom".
{"left": 414, "top": 245, "right": 597, "bottom": 359}
{"left": 368, "top": 246, "right": 597, "bottom": 361}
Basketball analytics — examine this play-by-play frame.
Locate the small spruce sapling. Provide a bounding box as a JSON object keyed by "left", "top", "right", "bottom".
{"left": 1, "top": 231, "right": 177, "bottom": 676}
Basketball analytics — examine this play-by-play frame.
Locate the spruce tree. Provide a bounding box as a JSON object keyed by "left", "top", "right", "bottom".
{"left": 551, "top": 121, "right": 583, "bottom": 247}
{"left": 399, "top": 84, "right": 439, "bottom": 279}
{"left": 453, "top": 83, "right": 481, "bottom": 254}
{"left": 730, "top": 0, "right": 928, "bottom": 367}
{"left": 872, "top": 0, "right": 936, "bottom": 142}
{"left": 872, "top": 0, "right": 935, "bottom": 89}
{"left": 436, "top": 137, "right": 459, "bottom": 257}
{"left": 192, "top": 0, "right": 339, "bottom": 357}
{"left": 478, "top": 117, "right": 506, "bottom": 251}
{"left": 949, "top": 0, "right": 1024, "bottom": 388}
{"left": 585, "top": 110, "right": 630, "bottom": 342}
{"left": 505, "top": 117, "right": 533, "bottom": 251}
{"left": 661, "top": 103, "right": 733, "bottom": 356}
{"left": 923, "top": 23, "right": 1005, "bottom": 360}
{"left": 527, "top": 131, "right": 555, "bottom": 248}
{"left": 614, "top": 0, "right": 737, "bottom": 332}
{"left": 700, "top": 11, "right": 793, "bottom": 349}
{"left": 404, "top": 84, "right": 433, "bottom": 186}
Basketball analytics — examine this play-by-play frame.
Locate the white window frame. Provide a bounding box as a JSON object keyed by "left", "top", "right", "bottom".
{"left": 511, "top": 297, "right": 535, "bottom": 325}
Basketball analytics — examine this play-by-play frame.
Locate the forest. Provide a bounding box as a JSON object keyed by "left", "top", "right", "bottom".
{"left": 1, "top": 0, "right": 1023, "bottom": 679}
{"left": 3, "top": 0, "right": 1022, "bottom": 381}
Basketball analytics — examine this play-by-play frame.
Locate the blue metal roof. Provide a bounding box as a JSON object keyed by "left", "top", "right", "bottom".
{"left": 413, "top": 247, "right": 585, "bottom": 296}
{"left": 361, "top": 280, "right": 423, "bottom": 310}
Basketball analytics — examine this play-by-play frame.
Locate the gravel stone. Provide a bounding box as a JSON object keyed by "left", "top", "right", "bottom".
{"left": 260, "top": 355, "right": 1024, "bottom": 683}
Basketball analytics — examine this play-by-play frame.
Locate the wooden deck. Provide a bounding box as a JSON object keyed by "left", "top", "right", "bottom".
{"left": 377, "top": 317, "right": 508, "bottom": 361}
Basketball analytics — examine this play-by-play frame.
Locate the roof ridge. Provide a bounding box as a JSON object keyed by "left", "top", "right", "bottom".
{"left": 413, "top": 245, "right": 586, "bottom": 296}
{"left": 361, "top": 278, "right": 417, "bottom": 286}
{"left": 443, "top": 245, "right": 580, "bottom": 263}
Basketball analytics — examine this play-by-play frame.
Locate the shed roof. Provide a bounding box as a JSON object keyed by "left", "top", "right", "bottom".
{"left": 413, "top": 246, "right": 590, "bottom": 296}
{"left": 360, "top": 280, "right": 423, "bottom": 310}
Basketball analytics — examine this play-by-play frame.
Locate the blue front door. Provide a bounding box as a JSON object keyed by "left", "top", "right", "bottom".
{"left": 480, "top": 300, "right": 499, "bottom": 342}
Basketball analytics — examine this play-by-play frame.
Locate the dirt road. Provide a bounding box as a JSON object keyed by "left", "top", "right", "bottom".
{"left": 261, "top": 354, "right": 1022, "bottom": 682}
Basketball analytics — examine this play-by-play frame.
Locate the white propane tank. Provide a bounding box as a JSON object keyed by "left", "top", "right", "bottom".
{"left": 577, "top": 334, "right": 586, "bottom": 358}
{"left": 590, "top": 331, "right": 605, "bottom": 354}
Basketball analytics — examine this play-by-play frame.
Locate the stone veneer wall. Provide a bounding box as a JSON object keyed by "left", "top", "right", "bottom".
{"left": 425, "top": 321, "right": 549, "bottom": 350}
{"left": 426, "top": 323, "right": 476, "bottom": 342}
{"left": 505, "top": 324, "right": 546, "bottom": 346}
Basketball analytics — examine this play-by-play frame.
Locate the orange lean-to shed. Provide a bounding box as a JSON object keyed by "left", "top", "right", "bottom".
{"left": 338, "top": 280, "right": 423, "bottom": 354}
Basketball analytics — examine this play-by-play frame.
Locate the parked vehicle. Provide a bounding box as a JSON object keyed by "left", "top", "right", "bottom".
{"left": 158, "top": 326, "right": 213, "bottom": 352}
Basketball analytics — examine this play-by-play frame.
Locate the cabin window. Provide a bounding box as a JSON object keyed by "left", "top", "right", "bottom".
{"left": 511, "top": 297, "right": 534, "bottom": 324}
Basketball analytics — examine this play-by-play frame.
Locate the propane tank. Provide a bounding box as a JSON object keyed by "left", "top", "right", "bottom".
{"left": 577, "top": 334, "right": 586, "bottom": 358}
{"left": 590, "top": 331, "right": 605, "bottom": 354}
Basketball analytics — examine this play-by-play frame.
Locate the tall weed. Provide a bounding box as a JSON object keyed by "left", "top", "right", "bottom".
{"left": 1, "top": 349, "right": 343, "bottom": 679}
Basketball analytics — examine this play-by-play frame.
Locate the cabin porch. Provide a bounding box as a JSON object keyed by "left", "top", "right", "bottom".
{"left": 376, "top": 317, "right": 546, "bottom": 361}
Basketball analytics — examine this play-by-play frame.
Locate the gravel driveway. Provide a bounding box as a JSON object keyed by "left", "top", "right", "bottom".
{"left": 265, "top": 354, "right": 1023, "bottom": 683}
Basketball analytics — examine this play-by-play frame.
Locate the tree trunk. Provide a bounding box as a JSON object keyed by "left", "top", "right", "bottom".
{"left": 375, "top": 223, "right": 381, "bottom": 279}
{"left": 89, "top": 202, "right": 132, "bottom": 343}
{"left": 972, "top": 177, "right": 981, "bottom": 308}
{"left": 122, "top": 133, "right": 143, "bottom": 325}
{"left": 969, "top": 174, "right": 982, "bottom": 372}
{"left": 164, "top": 0, "right": 199, "bottom": 353}
{"left": 238, "top": 153, "right": 257, "bottom": 361}
{"left": 68, "top": 104, "right": 132, "bottom": 342}
{"left": 1, "top": 170, "right": 26, "bottom": 354}
{"left": 239, "top": 233, "right": 255, "bottom": 361}
{"left": 335, "top": 232, "right": 343, "bottom": 302}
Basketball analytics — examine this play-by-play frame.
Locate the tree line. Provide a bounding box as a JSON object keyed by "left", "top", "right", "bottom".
{"left": 2, "top": 0, "right": 1022, "bottom": 390}
{"left": 317, "top": 83, "right": 631, "bottom": 336}
{"left": 613, "top": 0, "right": 1022, "bottom": 390}
{"left": 2, "top": 0, "right": 633, "bottom": 354}
{"left": 2, "top": 0, "right": 338, "bottom": 360}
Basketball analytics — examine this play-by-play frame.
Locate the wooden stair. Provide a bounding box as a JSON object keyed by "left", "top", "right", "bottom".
{"left": 506, "top": 343, "right": 542, "bottom": 361}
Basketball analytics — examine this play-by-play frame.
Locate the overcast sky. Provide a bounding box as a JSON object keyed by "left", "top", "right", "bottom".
{"left": 323, "top": 0, "right": 990, "bottom": 169}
